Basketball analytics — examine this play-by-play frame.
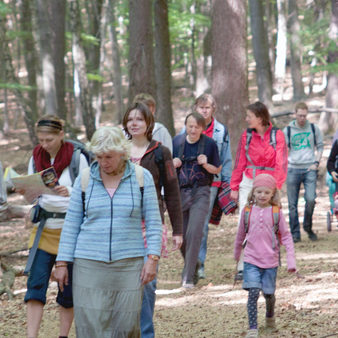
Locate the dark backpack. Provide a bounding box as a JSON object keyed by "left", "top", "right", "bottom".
{"left": 287, "top": 123, "right": 316, "bottom": 149}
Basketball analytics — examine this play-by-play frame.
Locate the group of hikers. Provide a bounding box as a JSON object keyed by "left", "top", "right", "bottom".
{"left": 1, "top": 93, "right": 337, "bottom": 338}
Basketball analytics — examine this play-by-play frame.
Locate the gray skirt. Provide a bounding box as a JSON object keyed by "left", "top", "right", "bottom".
{"left": 73, "top": 257, "right": 144, "bottom": 338}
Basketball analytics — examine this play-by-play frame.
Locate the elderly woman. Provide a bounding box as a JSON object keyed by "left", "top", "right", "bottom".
{"left": 54, "top": 126, "right": 162, "bottom": 338}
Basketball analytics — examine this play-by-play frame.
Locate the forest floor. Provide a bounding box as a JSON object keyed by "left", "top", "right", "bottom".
{"left": 1, "top": 88, "right": 338, "bottom": 337}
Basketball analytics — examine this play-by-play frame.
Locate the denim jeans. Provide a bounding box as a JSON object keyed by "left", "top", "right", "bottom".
{"left": 140, "top": 257, "right": 158, "bottom": 338}
{"left": 198, "top": 186, "right": 219, "bottom": 269}
{"left": 287, "top": 168, "right": 317, "bottom": 239}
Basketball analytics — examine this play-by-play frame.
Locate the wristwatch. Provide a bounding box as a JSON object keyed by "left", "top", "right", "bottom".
{"left": 148, "top": 254, "right": 160, "bottom": 261}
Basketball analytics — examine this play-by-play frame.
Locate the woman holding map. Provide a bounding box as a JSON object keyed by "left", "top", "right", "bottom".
{"left": 22, "top": 115, "right": 88, "bottom": 338}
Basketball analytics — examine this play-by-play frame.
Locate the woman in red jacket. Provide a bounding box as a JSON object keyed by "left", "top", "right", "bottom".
{"left": 230, "top": 102, "right": 288, "bottom": 279}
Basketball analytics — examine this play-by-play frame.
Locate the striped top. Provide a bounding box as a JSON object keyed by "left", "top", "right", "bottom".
{"left": 56, "top": 160, "right": 162, "bottom": 263}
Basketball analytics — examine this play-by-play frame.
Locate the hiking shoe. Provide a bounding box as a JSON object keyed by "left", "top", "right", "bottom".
{"left": 198, "top": 267, "right": 205, "bottom": 279}
{"left": 266, "top": 316, "right": 276, "bottom": 328}
{"left": 292, "top": 237, "right": 301, "bottom": 243}
{"left": 245, "top": 329, "right": 258, "bottom": 338}
{"left": 234, "top": 270, "right": 243, "bottom": 281}
{"left": 193, "top": 260, "right": 202, "bottom": 285}
{"left": 182, "top": 281, "right": 195, "bottom": 289}
{"left": 307, "top": 231, "right": 318, "bottom": 241}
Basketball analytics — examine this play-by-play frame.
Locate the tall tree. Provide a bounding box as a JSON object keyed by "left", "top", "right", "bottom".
{"left": 249, "top": 0, "right": 273, "bottom": 106}
{"left": 153, "top": 0, "right": 175, "bottom": 135}
{"left": 319, "top": 0, "right": 338, "bottom": 132}
{"left": 33, "top": 0, "right": 58, "bottom": 116}
{"left": 288, "top": 0, "right": 305, "bottom": 100}
{"left": 274, "top": 0, "right": 287, "bottom": 96}
{"left": 128, "top": 0, "right": 156, "bottom": 103}
{"left": 211, "top": 0, "right": 248, "bottom": 156}
{"left": 107, "top": 0, "right": 124, "bottom": 123}
{"left": 70, "top": 0, "right": 96, "bottom": 140}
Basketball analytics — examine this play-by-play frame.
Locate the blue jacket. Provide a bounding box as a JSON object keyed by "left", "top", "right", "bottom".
{"left": 56, "top": 161, "right": 162, "bottom": 263}
{"left": 179, "top": 118, "right": 232, "bottom": 183}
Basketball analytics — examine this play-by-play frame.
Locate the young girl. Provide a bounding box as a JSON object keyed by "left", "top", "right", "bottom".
{"left": 234, "top": 174, "right": 296, "bottom": 338}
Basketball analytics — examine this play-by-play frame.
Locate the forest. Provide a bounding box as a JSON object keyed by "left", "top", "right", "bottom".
{"left": 0, "top": 0, "right": 337, "bottom": 151}
{"left": 1, "top": 0, "right": 338, "bottom": 337}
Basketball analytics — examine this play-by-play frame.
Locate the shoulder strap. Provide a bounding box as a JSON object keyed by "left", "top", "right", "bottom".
{"left": 177, "top": 133, "right": 186, "bottom": 160}
{"left": 81, "top": 167, "right": 91, "bottom": 215}
{"left": 311, "top": 123, "right": 317, "bottom": 147}
{"left": 244, "top": 205, "right": 252, "bottom": 233}
{"left": 69, "top": 148, "right": 81, "bottom": 185}
{"left": 134, "top": 164, "right": 144, "bottom": 212}
{"left": 154, "top": 145, "right": 165, "bottom": 190}
{"left": 287, "top": 126, "right": 291, "bottom": 148}
{"left": 198, "top": 134, "right": 206, "bottom": 155}
{"left": 270, "top": 127, "right": 278, "bottom": 150}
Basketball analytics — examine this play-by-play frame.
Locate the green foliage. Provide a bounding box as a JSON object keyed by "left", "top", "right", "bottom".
{"left": 0, "top": 2, "right": 11, "bottom": 17}
{"left": 80, "top": 33, "right": 99, "bottom": 47}
{"left": 0, "top": 83, "right": 36, "bottom": 92}
{"left": 6, "top": 30, "right": 33, "bottom": 41}
{"left": 87, "top": 73, "right": 104, "bottom": 82}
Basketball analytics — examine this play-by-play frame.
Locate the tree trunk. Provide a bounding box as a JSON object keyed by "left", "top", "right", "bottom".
{"left": 274, "top": 0, "right": 287, "bottom": 97}
{"left": 319, "top": 0, "right": 338, "bottom": 133}
{"left": 33, "top": 0, "right": 58, "bottom": 116}
{"left": 153, "top": 0, "right": 175, "bottom": 136}
{"left": 249, "top": 0, "right": 273, "bottom": 107}
{"left": 211, "top": 0, "right": 248, "bottom": 157}
{"left": 70, "top": 0, "right": 96, "bottom": 140}
{"left": 50, "top": 0, "right": 67, "bottom": 120}
{"left": 287, "top": 0, "right": 305, "bottom": 101}
{"left": 107, "top": 0, "right": 124, "bottom": 123}
{"left": 128, "top": 0, "right": 156, "bottom": 104}
{"left": 20, "top": 0, "right": 38, "bottom": 123}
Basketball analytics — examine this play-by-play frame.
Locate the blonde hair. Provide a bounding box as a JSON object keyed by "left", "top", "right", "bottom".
{"left": 35, "top": 115, "right": 65, "bottom": 134}
{"left": 88, "top": 126, "right": 131, "bottom": 160}
{"left": 246, "top": 187, "right": 281, "bottom": 207}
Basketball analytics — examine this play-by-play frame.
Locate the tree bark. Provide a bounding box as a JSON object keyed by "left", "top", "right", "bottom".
{"left": 128, "top": 0, "right": 156, "bottom": 104}
{"left": 249, "top": 0, "right": 273, "bottom": 106}
{"left": 211, "top": 0, "right": 248, "bottom": 157}
{"left": 153, "top": 0, "right": 175, "bottom": 136}
{"left": 70, "top": 0, "right": 96, "bottom": 140}
{"left": 107, "top": 0, "right": 124, "bottom": 123}
{"left": 50, "top": 0, "right": 67, "bottom": 120}
{"left": 287, "top": 0, "right": 305, "bottom": 101}
{"left": 319, "top": 0, "right": 338, "bottom": 132}
{"left": 33, "top": 0, "right": 58, "bottom": 116}
{"left": 274, "top": 0, "right": 287, "bottom": 96}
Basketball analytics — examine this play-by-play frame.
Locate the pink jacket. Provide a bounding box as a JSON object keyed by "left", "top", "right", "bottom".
{"left": 234, "top": 205, "right": 296, "bottom": 270}
{"left": 230, "top": 123, "right": 288, "bottom": 190}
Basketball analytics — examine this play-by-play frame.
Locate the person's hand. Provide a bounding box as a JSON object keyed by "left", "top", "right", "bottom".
{"left": 197, "top": 154, "right": 207, "bottom": 166}
{"left": 53, "top": 263, "right": 69, "bottom": 292}
{"left": 307, "top": 164, "right": 318, "bottom": 171}
{"left": 331, "top": 171, "right": 338, "bottom": 182}
{"left": 140, "top": 258, "right": 158, "bottom": 285}
{"left": 53, "top": 185, "right": 69, "bottom": 197}
{"left": 172, "top": 235, "right": 183, "bottom": 251}
{"left": 173, "top": 158, "right": 182, "bottom": 169}
{"left": 230, "top": 190, "right": 239, "bottom": 202}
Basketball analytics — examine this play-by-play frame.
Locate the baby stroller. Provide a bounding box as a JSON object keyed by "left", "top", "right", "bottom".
{"left": 326, "top": 173, "right": 338, "bottom": 232}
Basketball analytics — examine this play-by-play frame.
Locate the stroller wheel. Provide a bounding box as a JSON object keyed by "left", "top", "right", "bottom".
{"left": 327, "top": 211, "right": 332, "bottom": 232}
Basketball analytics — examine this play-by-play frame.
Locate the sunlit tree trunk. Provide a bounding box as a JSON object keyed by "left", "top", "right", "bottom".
{"left": 211, "top": 0, "right": 248, "bottom": 157}
{"left": 154, "top": 0, "right": 175, "bottom": 136}
{"left": 107, "top": 0, "right": 124, "bottom": 123}
{"left": 288, "top": 0, "right": 305, "bottom": 101}
{"left": 128, "top": 0, "right": 156, "bottom": 103}
{"left": 274, "top": 0, "right": 287, "bottom": 97}
{"left": 249, "top": 0, "right": 272, "bottom": 106}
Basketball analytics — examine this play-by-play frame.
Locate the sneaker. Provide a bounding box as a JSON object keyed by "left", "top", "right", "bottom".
{"left": 193, "top": 260, "right": 202, "bottom": 285}
{"left": 307, "top": 230, "right": 318, "bottom": 241}
{"left": 292, "top": 237, "right": 301, "bottom": 243}
{"left": 198, "top": 267, "right": 205, "bottom": 279}
{"left": 266, "top": 316, "right": 276, "bottom": 328}
{"left": 245, "top": 329, "right": 258, "bottom": 338}
{"left": 182, "top": 281, "right": 195, "bottom": 289}
{"left": 234, "top": 270, "right": 243, "bottom": 281}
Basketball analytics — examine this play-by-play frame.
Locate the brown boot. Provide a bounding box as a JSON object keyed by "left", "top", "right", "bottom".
{"left": 266, "top": 316, "right": 276, "bottom": 328}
